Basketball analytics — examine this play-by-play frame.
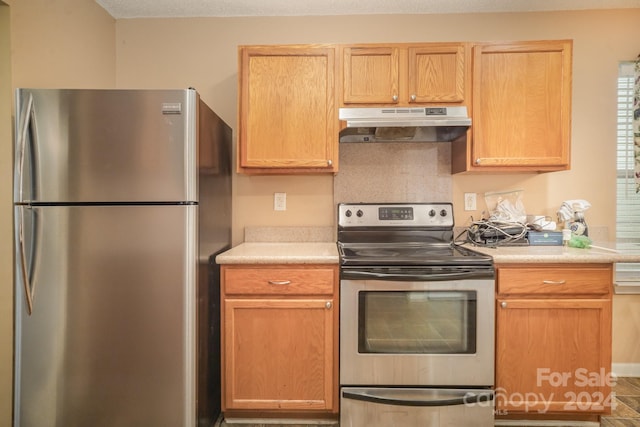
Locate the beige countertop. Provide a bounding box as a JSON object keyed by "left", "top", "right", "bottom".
{"left": 216, "top": 240, "right": 640, "bottom": 265}
{"left": 214, "top": 225, "right": 640, "bottom": 266}
{"left": 465, "top": 242, "right": 640, "bottom": 264}
{"left": 215, "top": 242, "right": 339, "bottom": 264}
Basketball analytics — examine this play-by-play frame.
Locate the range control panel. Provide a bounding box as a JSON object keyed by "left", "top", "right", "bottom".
{"left": 338, "top": 203, "right": 454, "bottom": 228}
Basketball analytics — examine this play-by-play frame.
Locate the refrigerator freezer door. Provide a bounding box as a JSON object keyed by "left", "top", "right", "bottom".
{"left": 14, "top": 204, "right": 197, "bottom": 427}
{"left": 14, "top": 89, "right": 197, "bottom": 204}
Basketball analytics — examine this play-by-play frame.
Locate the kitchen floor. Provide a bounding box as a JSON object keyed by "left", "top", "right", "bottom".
{"left": 600, "top": 376, "right": 640, "bottom": 426}
{"left": 497, "top": 377, "right": 640, "bottom": 427}
{"left": 217, "top": 377, "right": 640, "bottom": 426}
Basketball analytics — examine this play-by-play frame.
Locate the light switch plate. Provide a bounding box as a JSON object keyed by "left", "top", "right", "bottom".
{"left": 274, "top": 192, "right": 286, "bottom": 211}
{"left": 464, "top": 193, "right": 477, "bottom": 211}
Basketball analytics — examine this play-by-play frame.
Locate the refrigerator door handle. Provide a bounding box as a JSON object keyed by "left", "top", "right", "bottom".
{"left": 17, "top": 206, "right": 35, "bottom": 315}
{"left": 15, "top": 91, "right": 35, "bottom": 203}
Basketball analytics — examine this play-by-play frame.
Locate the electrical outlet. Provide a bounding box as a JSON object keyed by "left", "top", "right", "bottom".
{"left": 464, "top": 193, "right": 477, "bottom": 211}
{"left": 274, "top": 192, "right": 286, "bottom": 211}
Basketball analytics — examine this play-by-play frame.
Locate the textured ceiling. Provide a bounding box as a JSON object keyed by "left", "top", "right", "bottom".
{"left": 96, "top": 0, "right": 640, "bottom": 19}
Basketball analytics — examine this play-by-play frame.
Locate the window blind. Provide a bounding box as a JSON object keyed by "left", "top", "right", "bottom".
{"left": 616, "top": 63, "right": 640, "bottom": 240}
{"left": 616, "top": 61, "right": 640, "bottom": 289}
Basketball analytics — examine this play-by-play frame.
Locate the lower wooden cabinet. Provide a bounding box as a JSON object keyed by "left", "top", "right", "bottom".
{"left": 495, "top": 264, "right": 613, "bottom": 416}
{"left": 221, "top": 264, "right": 339, "bottom": 414}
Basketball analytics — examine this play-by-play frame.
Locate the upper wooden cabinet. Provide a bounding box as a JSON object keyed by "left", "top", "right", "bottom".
{"left": 340, "top": 43, "right": 469, "bottom": 106}
{"left": 237, "top": 45, "right": 338, "bottom": 174}
{"left": 453, "top": 40, "right": 573, "bottom": 173}
{"left": 237, "top": 40, "right": 573, "bottom": 175}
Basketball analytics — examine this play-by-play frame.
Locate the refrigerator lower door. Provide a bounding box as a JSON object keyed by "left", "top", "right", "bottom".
{"left": 340, "top": 387, "right": 495, "bottom": 427}
{"left": 14, "top": 204, "right": 197, "bottom": 427}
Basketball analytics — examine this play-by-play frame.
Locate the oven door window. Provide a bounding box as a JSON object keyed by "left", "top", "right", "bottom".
{"left": 358, "top": 291, "right": 477, "bottom": 354}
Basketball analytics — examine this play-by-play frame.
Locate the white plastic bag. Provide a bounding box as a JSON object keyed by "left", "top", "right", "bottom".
{"left": 484, "top": 190, "right": 526, "bottom": 223}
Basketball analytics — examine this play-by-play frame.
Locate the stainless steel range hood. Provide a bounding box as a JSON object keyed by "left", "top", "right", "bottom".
{"left": 339, "top": 106, "right": 471, "bottom": 143}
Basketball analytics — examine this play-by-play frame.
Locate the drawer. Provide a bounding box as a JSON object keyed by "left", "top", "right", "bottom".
{"left": 223, "top": 266, "right": 336, "bottom": 296}
{"left": 497, "top": 264, "right": 612, "bottom": 296}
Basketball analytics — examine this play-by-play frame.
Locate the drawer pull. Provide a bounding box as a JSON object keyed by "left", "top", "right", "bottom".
{"left": 542, "top": 280, "right": 566, "bottom": 285}
{"left": 500, "top": 302, "right": 507, "bottom": 309}
{"left": 268, "top": 280, "right": 291, "bottom": 286}
{"left": 326, "top": 301, "right": 332, "bottom": 309}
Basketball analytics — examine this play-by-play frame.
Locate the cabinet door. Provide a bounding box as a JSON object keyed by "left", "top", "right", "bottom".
{"left": 223, "top": 298, "right": 335, "bottom": 411}
{"left": 341, "top": 44, "right": 467, "bottom": 105}
{"left": 408, "top": 44, "right": 465, "bottom": 103}
{"left": 238, "top": 46, "right": 337, "bottom": 173}
{"left": 496, "top": 298, "right": 612, "bottom": 414}
{"left": 342, "top": 46, "right": 400, "bottom": 104}
{"left": 470, "top": 40, "right": 572, "bottom": 171}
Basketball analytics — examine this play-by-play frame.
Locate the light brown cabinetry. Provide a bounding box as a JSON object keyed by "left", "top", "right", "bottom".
{"left": 340, "top": 43, "right": 469, "bottom": 106}
{"left": 237, "top": 45, "right": 338, "bottom": 174}
{"left": 221, "top": 264, "right": 339, "bottom": 414}
{"left": 495, "top": 264, "right": 613, "bottom": 416}
{"left": 453, "top": 40, "right": 572, "bottom": 173}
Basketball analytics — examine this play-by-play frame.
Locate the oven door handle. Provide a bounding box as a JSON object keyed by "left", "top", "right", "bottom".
{"left": 342, "top": 388, "right": 494, "bottom": 407}
{"left": 341, "top": 270, "right": 494, "bottom": 281}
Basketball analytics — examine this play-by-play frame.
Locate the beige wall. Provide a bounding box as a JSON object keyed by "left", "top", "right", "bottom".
{"left": 613, "top": 295, "right": 640, "bottom": 365}
{"left": 1, "top": 3, "right": 12, "bottom": 425}
{"left": 2, "top": 1, "right": 115, "bottom": 426}
{"left": 9, "top": 0, "right": 115, "bottom": 88}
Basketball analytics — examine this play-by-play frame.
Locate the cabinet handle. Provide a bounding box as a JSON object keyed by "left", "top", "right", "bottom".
{"left": 325, "top": 301, "right": 332, "bottom": 309}
{"left": 392, "top": 95, "right": 398, "bottom": 102}
{"left": 327, "top": 159, "right": 333, "bottom": 167}
{"left": 410, "top": 94, "right": 416, "bottom": 102}
{"left": 500, "top": 302, "right": 507, "bottom": 308}
{"left": 475, "top": 158, "right": 481, "bottom": 165}
{"left": 542, "top": 280, "right": 566, "bottom": 285}
{"left": 268, "top": 280, "right": 291, "bottom": 286}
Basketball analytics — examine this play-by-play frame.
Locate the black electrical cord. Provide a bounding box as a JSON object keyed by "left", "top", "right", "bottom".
{"left": 463, "top": 219, "right": 529, "bottom": 247}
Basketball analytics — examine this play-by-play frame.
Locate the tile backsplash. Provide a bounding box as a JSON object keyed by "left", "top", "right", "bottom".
{"left": 333, "top": 142, "right": 452, "bottom": 204}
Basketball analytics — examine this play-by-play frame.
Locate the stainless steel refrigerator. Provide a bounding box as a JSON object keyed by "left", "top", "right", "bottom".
{"left": 12, "top": 88, "right": 232, "bottom": 426}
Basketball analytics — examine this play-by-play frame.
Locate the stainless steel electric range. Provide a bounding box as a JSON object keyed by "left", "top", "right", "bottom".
{"left": 337, "top": 202, "right": 496, "bottom": 427}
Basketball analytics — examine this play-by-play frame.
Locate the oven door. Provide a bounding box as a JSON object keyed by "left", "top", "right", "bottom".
{"left": 340, "top": 276, "right": 495, "bottom": 387}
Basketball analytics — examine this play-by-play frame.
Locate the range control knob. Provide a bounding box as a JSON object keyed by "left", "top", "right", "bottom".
{"left": 440, "top": 209, "right": 448, "bottom": 217}
{"left": 428, "top": 209, "right": 436, "bottom": 217}
{"left": 345, "top": 210, "right": 352, "bottom": 218}
{"left": 356, "top": 209, "right": 364, "bottom": 218}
